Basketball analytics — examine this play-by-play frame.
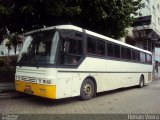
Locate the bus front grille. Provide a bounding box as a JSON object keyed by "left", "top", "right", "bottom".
{"left": 21, "top": 76, "right": 37, "bottom": 83}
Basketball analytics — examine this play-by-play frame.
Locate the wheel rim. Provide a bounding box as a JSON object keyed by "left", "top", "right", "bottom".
{"left": 83, "top": 83, "right": 92, "bottom": 96}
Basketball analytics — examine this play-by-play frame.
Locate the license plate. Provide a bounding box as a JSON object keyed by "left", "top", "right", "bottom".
{"left": 24, "top": 85, "right": 33, "bottom": 94}
{"left": 24, "top": 89, "right": 33, "bottom": 94}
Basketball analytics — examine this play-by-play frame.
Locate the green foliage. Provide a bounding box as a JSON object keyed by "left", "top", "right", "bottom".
{"left": 0, "top": 4, "right": 10, "bottom": 15}
{"left": 0, "top": 0, "right": 143, "bottom": 39}
{"left": 76, "top": 0, "right": 143, "bottom": 39}
{"left": 4, "top": 32, "right": 21, "bottom": 55}
{"left": 0, "top": 0, "right": 12, "bottom": 16}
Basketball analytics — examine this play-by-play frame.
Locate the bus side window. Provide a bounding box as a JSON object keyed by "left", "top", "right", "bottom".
{"left": 140, "top": 52, "right": 146, "bottom": 63}
{"left": 68, "top": 39, "right": 78, "bottom": 54}
{"left": 107, "top": 42, "right": 114, "bottom": 57}
{"left": 87, "top": 37, "right": 96, "bottom": 54}
{"left": 121, "top": 47, "right": 127, "bottom": 59}
{"left": 114, "top": 44, "right": 120, "bottom": 58}
{"left": 132, "top": 50, "right": 136, "bottom": 61}
{"left": 146, "top": 54, "right": 152, "bottom": 64}
{"left": 126, "top": 48, "right": 131, "bottom": 60}
{"left": 135, "top": 51, "right": 140, "bottom": 62}
{"left": 60, "top": 38, "right": 82, "bottom": 65}
{"left": 97, "top": 40, "right": 105, "bottom": 56}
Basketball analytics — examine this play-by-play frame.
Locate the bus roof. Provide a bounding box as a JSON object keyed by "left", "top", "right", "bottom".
{"left": 25, "top": 25, "right": 152, "bottom": 54}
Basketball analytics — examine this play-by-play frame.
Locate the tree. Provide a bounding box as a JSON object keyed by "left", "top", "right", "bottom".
{"left": 0, "top": 0, "right": 143, "bottom": 39}
{"left": 4, "top": 38, "right": 11, "bottom": 56}
{"left": 76, "top": 0, "right": 144, "bottom": 39}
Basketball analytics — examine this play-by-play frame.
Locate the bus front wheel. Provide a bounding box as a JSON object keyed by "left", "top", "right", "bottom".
{"left": 139, "top": 76, "right": 144, "bottom": 88}
{"left": 80, "top": 79, "right": 95, "bottom": 100}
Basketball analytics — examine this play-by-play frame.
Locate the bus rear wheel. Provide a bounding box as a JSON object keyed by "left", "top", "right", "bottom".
{"left": 80, "top": 79, "right": 95, "bottom": 100}
{"left": 139, "top": 76, "right": 144, "bottom": 88}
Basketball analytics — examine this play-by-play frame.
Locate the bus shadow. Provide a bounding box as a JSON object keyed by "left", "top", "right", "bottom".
{"left": 19, "top": 85, "right": 146, "bottom": 106}
{"left": 19, "top": 94, "right": 80, "bottom": 106}
{"left": 96, "top": 86, "right": 140, "bottom": 97}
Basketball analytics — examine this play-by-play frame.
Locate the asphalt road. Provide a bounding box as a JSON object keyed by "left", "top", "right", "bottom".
{"left": 0, "top": 80, "right": 160, "bottom": 115}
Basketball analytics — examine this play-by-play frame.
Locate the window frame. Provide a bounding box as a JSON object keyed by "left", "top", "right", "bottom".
{"left": 84, "top": 33, "right": 152, "bottom": 65}
{"left": 58, "top": 30, "right": 84, "bottom": 67}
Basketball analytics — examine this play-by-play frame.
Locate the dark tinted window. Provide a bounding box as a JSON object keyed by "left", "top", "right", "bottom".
{"left": 126, "top": 48, "right": 131, "bottom": 60}
{"left": 135, "top": 51, "right": 140, "bottom": 61}
{"left": 97, "top": 40, "right": 105, "bottom": 56}
{"left": 87, "top": 37, "right": 96, "bottom": 54}
{"left": 60, "top": 38, "right": 82, "bottom": 65}
{"left": 121, "top": 47, "right": 127, "bottom": 59}
{"left": 69, "top": 39, "right": 78, "bottom": 54}
{"left": 107, "top": 42, "right": 114, "bottom": 57}
{"left": 132, "top": 50, "right": 136, "bottom": 60}
{"left": 114, "top": 44, "right": 120, "bottom": 58}
{"left": 122, "top": 47, "right": 131, "bottom": 60}
{"left": 78, "top": 40, "right": 82, "bottom": 54}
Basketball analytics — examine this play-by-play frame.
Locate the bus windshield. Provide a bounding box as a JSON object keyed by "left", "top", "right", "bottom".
{"left": 17, "top": 30, "right": 59, "bottom": 65}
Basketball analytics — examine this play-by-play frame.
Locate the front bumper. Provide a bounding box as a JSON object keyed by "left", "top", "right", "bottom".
{"left": 15, "top": 80, "right": 56, "bottom": 99}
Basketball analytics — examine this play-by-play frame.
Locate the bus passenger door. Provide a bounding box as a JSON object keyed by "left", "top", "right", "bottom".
{"left": 57, "top": 31, "right": 84, "bottom": 98}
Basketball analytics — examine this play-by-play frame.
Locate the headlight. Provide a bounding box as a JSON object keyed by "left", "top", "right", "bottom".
{"left": 43, "top": 79, "right": 51, "bottom": 84}
{"left": 46, "top": 80, "right": 51, "bottom": 84}
{"left": 37, "top": 78, "right": 52, "bottom": 84}
{"left": 37, "top": 78, "right": 42, "bottom": 84}
{"left": 15, "top": 75, "right": 21, "bottom": 80}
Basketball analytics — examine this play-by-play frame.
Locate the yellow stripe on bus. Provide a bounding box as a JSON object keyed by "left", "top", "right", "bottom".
{"left": 15, "top": 80, "right": 56, "bottom": 99}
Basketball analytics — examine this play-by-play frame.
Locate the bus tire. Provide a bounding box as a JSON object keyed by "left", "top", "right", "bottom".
{"left": 80, "top": 78, "right": 95, "bottom": 100}
{"left": 139, "top": 75, "right": 144, "bottom": 88}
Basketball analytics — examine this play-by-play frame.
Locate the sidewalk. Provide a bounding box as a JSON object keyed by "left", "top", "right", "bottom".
{"left": 0, "top": 82, "right": 24, "bottom": 99}
{"left": 0, "top": 82, "right": 15, "bottom": 92}
{"left": 0, "top": 91, "right": 26, "bottom": 99}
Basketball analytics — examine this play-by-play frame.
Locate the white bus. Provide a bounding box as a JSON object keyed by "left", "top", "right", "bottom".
{"left": 15, "top": 25, "right": 152, "bottom": 100}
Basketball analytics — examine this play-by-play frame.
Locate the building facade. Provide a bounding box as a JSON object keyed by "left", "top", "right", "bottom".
{"left": 126, "top": 0, "right": 160, "bottom": 52}
{"left": 125, "top": 0, "right": 160, "bottom": 76}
